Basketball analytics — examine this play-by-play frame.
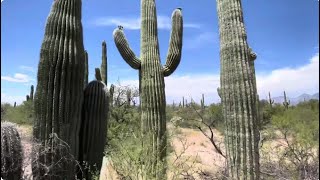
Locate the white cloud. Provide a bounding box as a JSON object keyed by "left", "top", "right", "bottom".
{"left": 256, "top": 53, "right": 319, "bottom": 99}
{"left": 1, "top": 73, "right": 35, "bottom": 83}
{"left": 119, "top": 53, "right": 319, "bottom": 104}
{"left": 19, "top": 65, "right": 35, "bottom": 72}
{"left": 1, "top": 93, "right": 26, "bottom": 106}
{"left": 184, "top": 32, "right": 218, "bottom": 49}
{"left": 92, "top": 15, "right": 200, "bottom": 30}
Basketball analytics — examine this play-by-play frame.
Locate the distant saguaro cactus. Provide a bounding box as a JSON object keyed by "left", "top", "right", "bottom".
{"left": 200, "top": 94, "right": 205, "bottom": 110}
{"left": 78, "top": 81, "right": 109, "bottom": 179}
{"left": 30, "top": 85, "right": 34, "bottom": 101}
{"left": 26, "top": 95, "right": 30, "bottom": 101}
{"left": 283, "top": 91, "right": 290, "bottom": 110}
{"left": 126, "top": 89, "right": 132, "bottom": 106}
{"left": 113, "top": 0, "right": 183, "bottom": 178}
{"left": 95, "top": 68, "right": 102, "bottom": 81}
{"left": 182, "top": 96, "right": 185, "bottom": 108}
{"left": 101, "top": 41, "right": 107, "bottom": 85}
{"left": 84, "top": 51, "right": 89, "bottom": 87}
{"left": 1, "top": 122, "right": 23, "bottom": 180}
{"left": 109, "top": 84, "right": 115, "bottom": 107}
{"left": 216, "top": 0, "right": 260, "bottom": 179}
{"left": 32, "top": 0, "right": 85, "bottom": 178}
{"left": 268, "top": 92, "right": 274, "bottom": 107}
{"left": 14, "top": 102, "right": 16, "bottom": 108}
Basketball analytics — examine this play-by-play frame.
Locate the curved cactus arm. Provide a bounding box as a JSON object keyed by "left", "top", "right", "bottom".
{"left": 113, "top": 26, "right": 141, "bottom": 70}
{"left": 163, "top": 8, "right": 183, "bottom": 77}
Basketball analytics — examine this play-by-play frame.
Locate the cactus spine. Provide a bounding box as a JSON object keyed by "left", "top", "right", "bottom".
{"left": 216, "top": 0, "right": 260, "bottom": 179}
{"left": 101, "top": 41, "right": 107, "bottom": 85}
{"left": 33, "top": 0, "right": 85, "bottom": 178}
{"left": 283, "top": 91, "right": 290, "bottom": 109}
{"left": 113, "top": 0, "right": 183, "bottom": 178}
{"left": 30, "top": 85, "right": 34, "bottom": 101}
{"left": 78, "top": 81, "right": 109, "bottom": 179}
{"left": 268, "top": 92, "right": 274, "bottom": 107}
{"left": 1, "top": 122, "right": 23, "bottom": 180}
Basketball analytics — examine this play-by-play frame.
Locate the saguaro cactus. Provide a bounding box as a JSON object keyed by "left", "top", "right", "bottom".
{"left": 26, "top": 95, "right": 30, "bottom": 101}
{"left": 14, "top": 102, "right": 16, "bottom": 108}
{"left": 84, "top": 51, "right": 89, "bottom": 87}
{"left": 283, "top": 91, "right": 290, "bottom": 110}
{"left": 216, "top": 0, "right": 260, "bottom": 179}
{"left": 78, "top": 80, "right": 109, "bottom": 179}
{"left": 268, "top": 92, "right": 274, "bottom": 107}
{"left": 33, "top": 0, "right": 85, "bottom": 178}
{"left": 30, "top": 85, "right": 34, "bottom": 101}
{"left": 1, "top": 122, "right": 23, "bottom": 180}
{"left": 95, "top": 68, "right": 102, "bottom": 81}
{"left": 101, "top": 41, "right": 108, "bottom": 85}
{"left": 113, "top": 0, "right": 183, "bottom": 178}
{"left": 200, "top": 94, "right": 205, "bottom": 110}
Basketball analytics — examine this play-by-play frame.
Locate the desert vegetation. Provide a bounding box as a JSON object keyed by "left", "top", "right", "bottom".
{"left": 1, "top": 0, "right": 318, "bottom": 180}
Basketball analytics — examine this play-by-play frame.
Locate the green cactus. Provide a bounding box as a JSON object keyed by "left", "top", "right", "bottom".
{"left": 101, "top": 41, "right": 107, "bottom": 85}
{"left": 109, "top": 84, "right": 115, "bottom": 107}
{"left": 182, "top": 96, "right": 185, "bottom": 108}
{"left": 78, "top": 80, "right": 109, "bottom": 180}
{"left": 30, "top": 85, "right": 34, "bottom": 101}
{"left": 1, "top": 122, "right": 23, "bottom": 180}
{"left": 95, "top": 68, "right": 102, "bottom": 81}
{"left": 216, "top": 0, "right": 260, "bottom": 179}
{"left": 113, "top": 0, "right": 183, "bottom": 178}
{"left": 126, "top": 88, "right": 132, "bottom": 106}
{"left": 268, "top": 92, "right": 274, "bottom": 107}
{"left": 84, "top": 50, "right": 89, "bottom": 87}
{"left": 32, "top": 0, "right": 85, "bottom": 178}
{"left": 200, "top": 94, "right": 205, "bottom": 110}
{"left": 26, "top": 95, "right": 30, "bottom": 101}
{"left": 283, "top": 91, "right": 290, "bottom": 109}
{"left": 14, "top": 102, "right": 16, "bottom": 108}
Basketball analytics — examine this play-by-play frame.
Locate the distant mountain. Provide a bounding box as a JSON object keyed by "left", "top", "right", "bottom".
{"left": 265, "top": 92, "right": 319, "bottom": 105}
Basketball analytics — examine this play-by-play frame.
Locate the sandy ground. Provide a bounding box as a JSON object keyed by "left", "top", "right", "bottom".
{"left": 16, "top": 125, "right": 33, "bottom": 179}
{"left": 100, "top": 123, "right": 227, "bottom": 180}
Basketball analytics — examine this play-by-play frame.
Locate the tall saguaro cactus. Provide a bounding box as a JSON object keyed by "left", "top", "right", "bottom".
{"left": 216, "top": 0, "right": 260, "bottom": 179}
{"left": 33, "top": 0, "right": 85, "bottom": 178}
{"left": 101, "top": 41, "right": 108, "bottom": 85}
{"left": 113, "top": 0, "right": 183, "bottom": 178}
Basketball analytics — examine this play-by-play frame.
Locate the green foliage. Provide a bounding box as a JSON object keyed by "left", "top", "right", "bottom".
{"left": 2, "top": 101, "right": 34, "bottom": 125}
{"left": 272, "top": 100, "right": 319, "bottom": 146}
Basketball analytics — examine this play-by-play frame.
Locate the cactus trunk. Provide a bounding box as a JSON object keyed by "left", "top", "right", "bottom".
{"left": 78, "top": 81, "right": 109, "bottom": 179}
{"left": 30, "top": 85, "right": 34, "bottom": 101}
{"left": 216, "top": 0, "right": 260, "bottom": 179}
{"left": 1, "top": 122, "right": 23, "bottom": 180}
{"left": 33, "top": 0, "right": 85, "bottom": 178}
{"left": 113, "top": 0, "right": 183, "bottom": 178}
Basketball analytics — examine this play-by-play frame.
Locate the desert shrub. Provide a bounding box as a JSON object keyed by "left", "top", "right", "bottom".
{"left": 2, "top": 101, "right": 34, "bottom": 125}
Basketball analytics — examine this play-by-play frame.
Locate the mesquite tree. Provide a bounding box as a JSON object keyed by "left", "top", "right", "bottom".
{"left": 113, "top": 0, "right": 183, "bottom": 178}
{"left": 216, "top": 0, "right": 260, "bottom": 179}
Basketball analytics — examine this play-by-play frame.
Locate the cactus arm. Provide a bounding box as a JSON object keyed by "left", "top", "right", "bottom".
{"left": 113, "top": 26, "right": 141, "bottom": 70}
{"left": 95, "top": 68, "right": 102, "bottom": 81}
{"left": 163, "top": 8, "right": 183, "bottom": 77}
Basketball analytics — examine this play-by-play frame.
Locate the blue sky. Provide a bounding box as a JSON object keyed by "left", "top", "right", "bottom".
{"left": 1, "top": 0, "right": 319, "bottom": 105}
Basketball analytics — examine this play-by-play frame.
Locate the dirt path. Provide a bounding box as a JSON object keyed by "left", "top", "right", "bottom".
{"left": 16, "top": 125, "right": 33, "bottom": 179}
